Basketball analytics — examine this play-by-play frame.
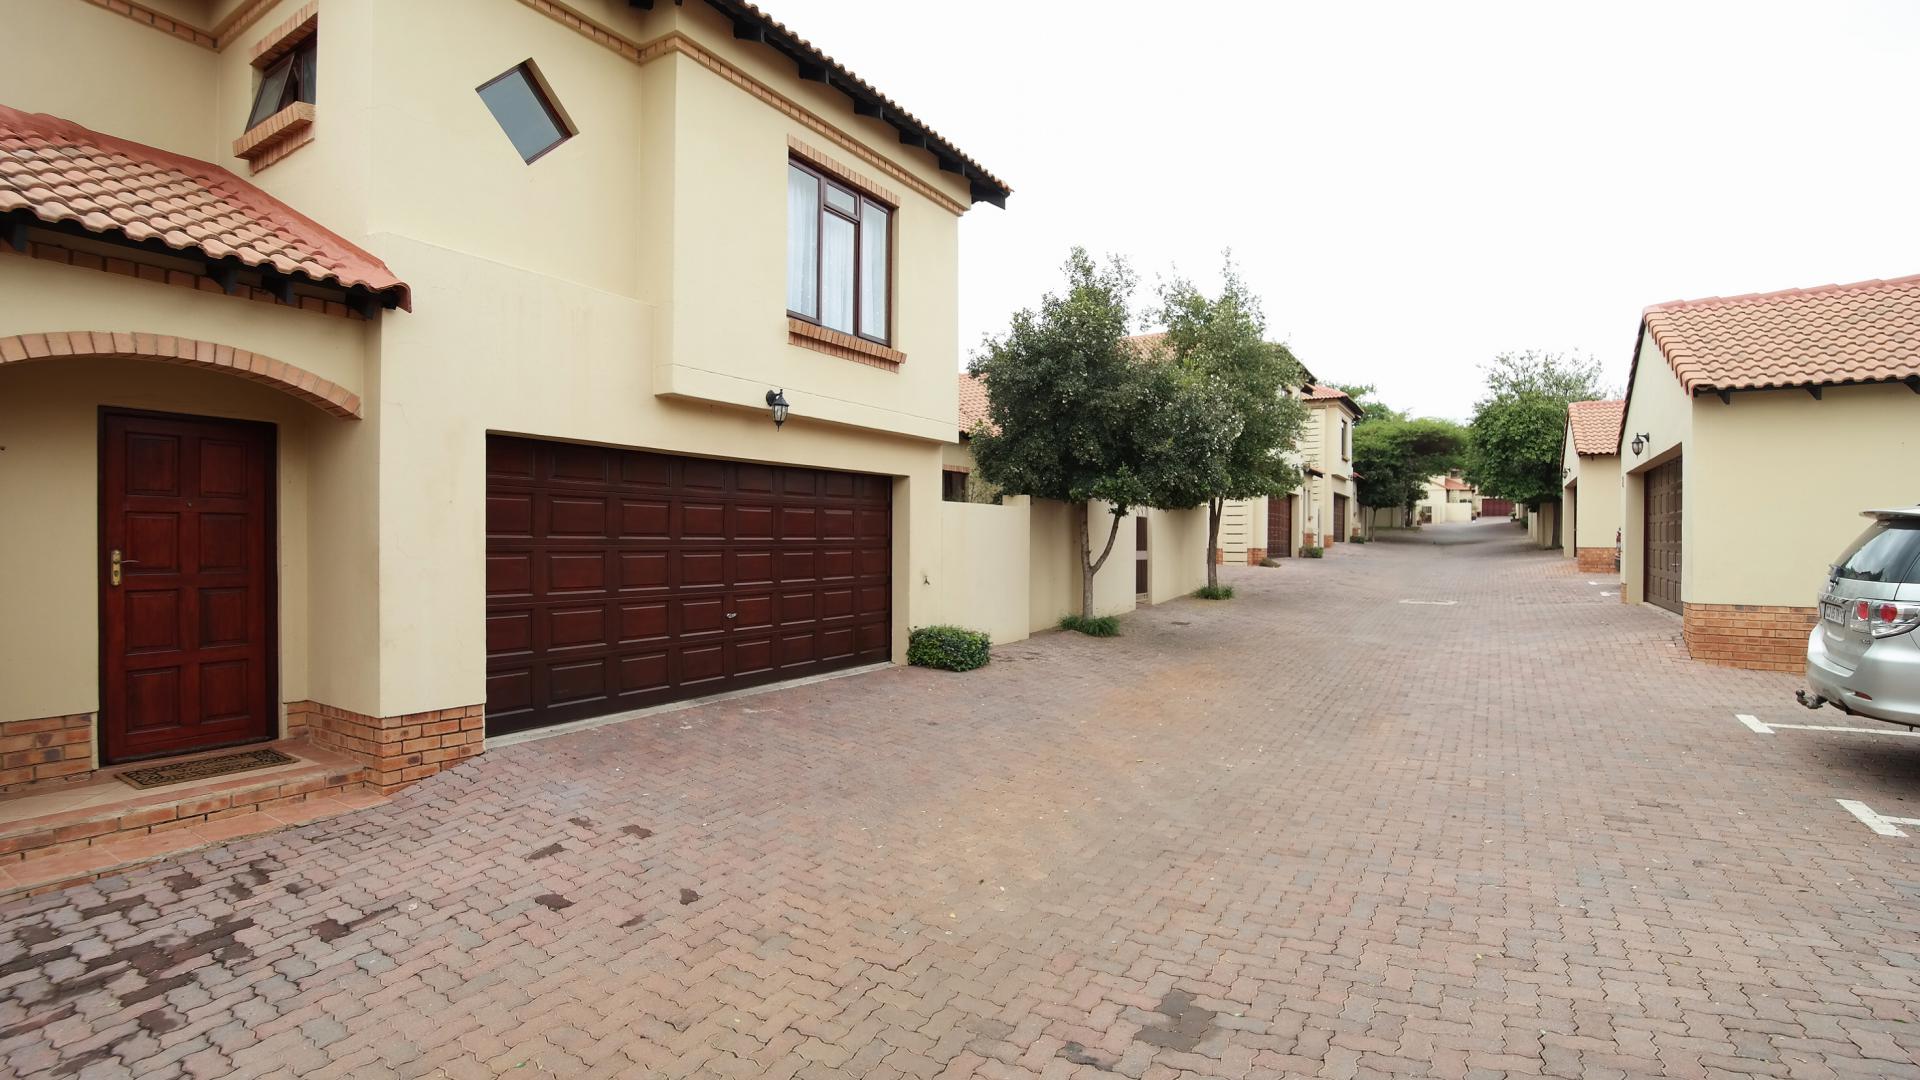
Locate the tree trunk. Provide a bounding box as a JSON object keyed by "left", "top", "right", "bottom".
{"left": 1206, "top": 497, "right": 1223, "bottom": 588}
{"left": 1078, "top": 501, "right": 1123, "bottom": 620}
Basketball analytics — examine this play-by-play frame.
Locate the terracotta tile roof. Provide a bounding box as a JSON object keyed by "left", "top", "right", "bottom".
{"left": 1567, "top": 399, "right": 1625, "bottom": 457}
{"left": 0, "top": 105, "right": 410, "bottom": 309}
{"left": 957, "top": 372, "right": 992, "bottom": 435}
{"left": 1640, "top": 274, "right": 1920, "bottom": 395}
{"left": 705, "top": 0, "right": 1010, "bottom": 207}
{"left": 1303, "top": 384, "right": 1349, "bottom": 401}
{"left": 1441, "top": 477, "right": 1472, "bottom": 491}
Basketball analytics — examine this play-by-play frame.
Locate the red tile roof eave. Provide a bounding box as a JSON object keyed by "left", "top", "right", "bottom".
{"left": 0, "top": 106, "right": 411, "bottom": 311}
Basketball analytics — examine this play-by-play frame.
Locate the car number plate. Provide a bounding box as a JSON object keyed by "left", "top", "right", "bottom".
{"left": 1822, "top": 602, "right": 1845, "bottom": 625}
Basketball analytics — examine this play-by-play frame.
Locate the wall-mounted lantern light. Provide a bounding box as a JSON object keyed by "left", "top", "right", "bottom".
{"left": 766, "top": 388, "right": 789, "bottom": 430}
{"left": 1630, "top": 432, "right": 1649, "bottom": 456}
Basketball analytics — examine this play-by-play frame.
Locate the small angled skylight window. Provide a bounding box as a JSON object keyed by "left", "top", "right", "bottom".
{"left": 477, "top": 61, "right": 571, "bottom": 163}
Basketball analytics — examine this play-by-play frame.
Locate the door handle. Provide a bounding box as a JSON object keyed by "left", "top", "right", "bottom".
{"left": 110, "top": 549, "right": 122, "bottom": 587}
{"left": 725, "top": 612, "right": 737, "bottom": 620}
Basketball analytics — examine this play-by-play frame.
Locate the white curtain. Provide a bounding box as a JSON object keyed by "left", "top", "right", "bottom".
{"left": 786, "top": 166, "right": 819, "bottom": 317}
{"left": 821, "top": 214, "right": 855, "bottom": 333}
{"left": 859, "top": 202, "right": 888, "bottom": 340}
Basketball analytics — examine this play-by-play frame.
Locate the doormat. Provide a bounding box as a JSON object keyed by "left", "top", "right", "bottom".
{"left": 117, "top": 748, "right": 298, "bottom": 790}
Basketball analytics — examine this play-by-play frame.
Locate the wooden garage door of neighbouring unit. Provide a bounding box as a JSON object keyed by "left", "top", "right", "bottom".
{"left": 1135, "top": 516, "right": 1150, "bottom": 596}
{"left": 1644, "top": 457, "right": 1682, "bottom": 615}
{"left": 1333, "top": 494, "right": 1348, "bottom": 543}
{"left": 1267, "top": 494, "right": 1292, "bottom": 557}
{"left": 1481, "top": 498, "right": 1513, "bottom": 517}
{"left": 484, "top": 436, "right": 892, "bottom": 737}
{"left": 101, "top": 411, "right": 277, "bottom": 763}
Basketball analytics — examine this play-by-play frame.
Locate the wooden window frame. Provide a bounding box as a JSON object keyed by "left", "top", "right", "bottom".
{"left": 786, "top": 157, "right": 895, "bottom": 348}
{"left": 477, "top": 61, "right": 575, "bottom": 165}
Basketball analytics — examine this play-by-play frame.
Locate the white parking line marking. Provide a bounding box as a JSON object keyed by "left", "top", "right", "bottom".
{"left": 1735, "top": 712, "right": 1920, "bottom": 739}
{"left": 1838, "top": 799, "right": 1920, "bottom": 837}
{"left": 1397, "top": 600, "right": 1457, "bottom": 606}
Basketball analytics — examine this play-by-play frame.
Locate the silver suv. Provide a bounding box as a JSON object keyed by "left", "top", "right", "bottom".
{"left": 1799, "top": 506, "right": 1920, "bottom": 726}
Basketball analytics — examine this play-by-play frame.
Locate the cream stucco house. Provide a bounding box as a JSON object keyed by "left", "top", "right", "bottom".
{"left": 1418, "top": 475, "right": 1476, "bottom": 525}
{"left": 1560, "top": 399, "right": 1623, "bottom": 571}
{"left": 1616, "top": 274, "right": 1920, "bottom": 671}
{"left": 0, "top": 0, "right": 1014, "bottom": 825}
{"left": 1214, "top": 381, "right": 1359, "bottom": 561}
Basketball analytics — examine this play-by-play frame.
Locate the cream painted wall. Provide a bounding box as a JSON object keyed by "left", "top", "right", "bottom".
{"left": 1618, "top": 327, "right": 1696, "bottom": 603}
{"left": 1687, "top": 383, "right": 1917, "bottom": 605}
{"left": 933, "top": 499, "right": 1031, "bottom": 644}
{"left": 5, "top": 2, "right": 217, "bottom": 157}
{"left": 1147, "top": 508, "right": 1210, "bottom": 604}
{"left": 1027, "top": 501, "right": 1140, "bottom": 632}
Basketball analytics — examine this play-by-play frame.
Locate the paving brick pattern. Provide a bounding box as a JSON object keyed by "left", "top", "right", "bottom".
{"left": 6, "top": 522, "right": 1920, "bottom": 1078}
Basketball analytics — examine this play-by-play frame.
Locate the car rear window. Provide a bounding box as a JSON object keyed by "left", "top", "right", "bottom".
{"left": 1834, "top": 520, "right": 1920, "bottom": 583}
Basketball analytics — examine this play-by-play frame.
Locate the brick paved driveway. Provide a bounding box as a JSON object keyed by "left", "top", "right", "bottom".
{"left": 7, "top": 521, "right": 1920, "bottom": 1079}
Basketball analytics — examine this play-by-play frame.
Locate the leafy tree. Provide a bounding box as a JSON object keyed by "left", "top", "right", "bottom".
{"left": 968, "top": 248, "right": 1162, "bottom": 620}
{"left": 1465, "top": 351, "right": 1602, "bottom": 508}
{"left": 1143, "top": 262, "right": 1308, "bottom": 590}
{"left": 1352, "top": 417, "right": 1468, "bottom": 525}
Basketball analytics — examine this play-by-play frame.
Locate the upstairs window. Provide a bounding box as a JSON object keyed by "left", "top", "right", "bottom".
{"left": 246, "top": 33, "right": 317, "bottom": 130}
{"left": 478, "top": 62, "right": 572, "bottom": 163}
{"left": 1340, "top": 419, "right": 1350, "bottom": 460}
{"left": 787, "top": 160, "right": 891, "bottom": 345}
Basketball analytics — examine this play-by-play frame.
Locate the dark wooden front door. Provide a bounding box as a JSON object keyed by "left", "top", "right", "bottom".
{"left": 484, "top": 436, "right": 892, "bottom": 737}
{"left": 1267, "top": 494, "right": 1291, "bottom": 557}
{"left": 1134, "top": 516, "right": 1149, "bottom": 595}
{"left": 1333, "top": 494, "right": 1348, "bottom": 543}
{"left": 1644, "top": 457, "right": 1683, "bottom": 614}
{"left": 101, "top": 411, "right": 277, "bottom": 763}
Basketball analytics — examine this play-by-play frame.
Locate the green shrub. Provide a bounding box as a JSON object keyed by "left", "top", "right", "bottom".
{"left": 1192, "top": 584, "right": 1234, "bottom": 600}
{"left": 1301, "top": 545, "right": 1325, "bottom": 558}
{"left": 907, "top": 625, "right": 991, "bottom": 671}
{"left": 1058, "top": 614, "right": 1120, "bottom": 637}
{"left": 1258, "top": 557, "right": 1281, "bottom": 568}
{"left": 1351, "top": 534, "right": 1369, "bottom": 545}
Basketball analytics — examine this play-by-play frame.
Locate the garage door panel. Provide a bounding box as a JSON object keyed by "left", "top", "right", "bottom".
{"left": 681, "top": 644, "right": 725, "bottom": 683}
{"left": 487, "top": 492, "right": 534, "bottom": 536}
{"left": 547, "top": 658, "right": 609, "bottom": 704}
{"left": 681, "top": 503, "right": 726, "bottom": 540}
{"left": 618, "top": 551, "right": 669, "bottom": 590}
{"left": 485, "top": 436, "right": 891, "bottom": 736}
{"left": 619, "top": 651, "right": 669, "bottom": 693}
{"left": 619, "top": 601, "right": 669, "bottom": 642}
{"left": 486, "top": 552, "right": 533, "bottom": 597}
{"left": 546, "top": 551, "right": 607, "bottom": 593}
{"left": 679, "top": 551, "right": 725, "bottom": 587}
{"left": 733, "top": 504, "right": 775, "bottom": 541}
{"left": 487, "top": 609, "right": 533, "bottom": 655}
{"left": 619, "top": 500, "right": 671, "bottom": 538}
{"left": 545, "top": 606, "right": 608, "bottom": 650}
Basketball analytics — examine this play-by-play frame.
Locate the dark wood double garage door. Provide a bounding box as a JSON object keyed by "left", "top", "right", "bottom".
{"left": 485, "top": 436, "right": 892, "bottom": 737}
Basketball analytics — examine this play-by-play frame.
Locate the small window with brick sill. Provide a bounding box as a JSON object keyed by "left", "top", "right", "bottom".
{"left": 247, "top": 34, "right": 316, "bottom": 131}
{"left": 787, "top": 159, "right": 892, "bottom": 346}
{"left": 942, "top": 470, "right": 969, "bottom": 503}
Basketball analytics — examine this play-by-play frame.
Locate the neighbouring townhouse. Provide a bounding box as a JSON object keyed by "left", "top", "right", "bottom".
{"left": 1418, "top": 474, "right": 1476, "bottom": 525}
{"left": 944, "top": 374, "right": 1208, "bottom": 642}
{"left": 1211, "top": 365, "right": 1328, "bottom": 564}
{"left": 1617, "top": 274, "right": 1920, "bottom": 671}
{"left": 1298, "top": 385, "right": 1363, "bottom": 547}
{"left": 0, "top": 0, "right": 1015, "bottom": 874}
{"left": 1560, "top": 399, "right": 1623, "bottom": 572}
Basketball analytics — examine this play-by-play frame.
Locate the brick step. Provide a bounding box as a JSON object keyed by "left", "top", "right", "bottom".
{"left": 0, "top": 740, "right": 380, "bottom": 900}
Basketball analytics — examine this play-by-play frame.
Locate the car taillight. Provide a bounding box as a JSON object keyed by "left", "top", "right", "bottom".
{"left": 1871, "top": 602, "right": 1920, "bottom": 638}
{"left": 1850, "top": 600, "right": 1873, "bottom": 631}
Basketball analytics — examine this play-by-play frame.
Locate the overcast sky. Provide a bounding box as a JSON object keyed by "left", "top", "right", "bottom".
{"left": 773, "top": 1, "right": 1920, "bottom": 420}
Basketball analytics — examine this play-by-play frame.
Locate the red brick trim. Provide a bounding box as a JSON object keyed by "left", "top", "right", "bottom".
{"left": 233, "top": 102, "right": 315, "bottom": 171}
{"left": 787, "top": 318, "right": 904, "bottom": 370}
{"left": 942, "top": 465, "right": 970, "bottom": 474}
{"left": 0, "top": 714, "right": 94, "bottom": 793}
{"left": 1682, "top": 603, "right": 1817, "bottom": 673}
{"left": 787, "top": 136, "right": 902, "bottom": 209}
{"left": 78, "top": 0, "right": 218, "bottom": 48}
{"left": 1246, "top": 548, "right": 1267, "bottom": 565}
{"left": 247, "top": 2, "right": 318, "bottom": 66}
{"left": 0, "top": 331, "right": 362, "bottom": 418}
{"left": 1575, "top": 547, "right": 1618, "bottom": 573}
{"left": 3, "top": 239, "right": 369, "bottom": 321}
{"left": 292, "top": 701, "right": 485, "bottom": 791}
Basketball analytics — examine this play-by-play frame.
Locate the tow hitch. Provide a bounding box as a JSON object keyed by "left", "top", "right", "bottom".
{"left": 1796, "top": 689, "right": 1828, "bottom": 711}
